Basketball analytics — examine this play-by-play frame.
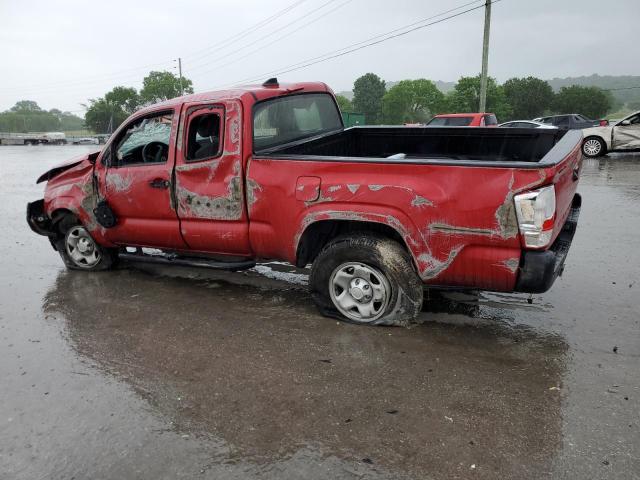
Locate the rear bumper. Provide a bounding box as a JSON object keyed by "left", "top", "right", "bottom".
{"left": 515, "top": 193, "right": 582, "bottom": 293}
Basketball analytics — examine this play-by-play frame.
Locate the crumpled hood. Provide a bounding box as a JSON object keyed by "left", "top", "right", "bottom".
{"left": 36, "top": 150, "right": 101, "bottom": 184}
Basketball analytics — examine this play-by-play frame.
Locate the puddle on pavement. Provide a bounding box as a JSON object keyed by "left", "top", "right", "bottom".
{"left": 42, "top": 265, "right": 569, "bottom": 478}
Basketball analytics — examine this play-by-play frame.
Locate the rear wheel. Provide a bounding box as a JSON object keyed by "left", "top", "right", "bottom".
{"left": 582, "top": 137, "right": 606, "bottom": 157}
{"left": 54, "top": 215, "right": 117, "bottom": 270}
{"left": 310, "top": 235, "right": 423, "bottom": 326}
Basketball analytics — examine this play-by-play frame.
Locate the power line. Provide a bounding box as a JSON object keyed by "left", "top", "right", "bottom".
{"left": 186, "top": 0, "right": 340, "bottom": 73}
{"left": 213, "top": 0, "right": 490, "bottom": 89}
{"left": 189, "top": 0, "right": 354, "bottom": 79}
{"left": 182, "top": 0, "right": 308, "bottom": 64}
{"left": 0, "top": 0, "right": 308, "bottom": 95}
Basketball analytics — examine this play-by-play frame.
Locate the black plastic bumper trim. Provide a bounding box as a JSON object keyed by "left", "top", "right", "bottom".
{"left": 26, "top": 199, "right": 56, "bottom": 237}
{"left": 515, "top": 193, "right": 582, "bottom": 294}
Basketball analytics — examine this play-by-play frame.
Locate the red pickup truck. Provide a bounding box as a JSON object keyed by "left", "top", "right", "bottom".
{"left": 27, "top": 79, "right": 583, "bottom": 326}
{"left": 427, "top": 112, "right": 498, "bottom": 127}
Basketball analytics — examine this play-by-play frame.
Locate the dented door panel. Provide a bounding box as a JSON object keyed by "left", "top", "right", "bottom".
{"left": 612, "top": 123, "right": 640, "bottom": 150}
{"left": 98, "top": 110, "right": 186, "bottom": 249}
{"left": 174, "top": 99, "right": 251, "bottom": 255}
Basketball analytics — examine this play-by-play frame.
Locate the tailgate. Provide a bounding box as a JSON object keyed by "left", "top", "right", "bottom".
{"left": 547, "top": 132, "right": 582, "bottom": 244}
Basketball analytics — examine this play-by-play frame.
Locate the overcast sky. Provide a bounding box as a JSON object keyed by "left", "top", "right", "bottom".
{"left": 1, "top": 0, "right": 639, "bottom": 113}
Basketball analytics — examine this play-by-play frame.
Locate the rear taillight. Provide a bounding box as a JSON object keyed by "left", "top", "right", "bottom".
{"left": 514, "top": 185, "right": 556, "bottom": 248}
{"left": 599, "top": 119, "right": 609, "bottom": 126}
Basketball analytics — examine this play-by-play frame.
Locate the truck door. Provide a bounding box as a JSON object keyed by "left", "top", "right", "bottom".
{"left": 99, "top": 108, "right": 187, "bottom": 249}
{"left": 612, "top": 113, "right": 640, "bottom": 150}
{"left": 173, "top": 100, "right": 251, "bottom": 256}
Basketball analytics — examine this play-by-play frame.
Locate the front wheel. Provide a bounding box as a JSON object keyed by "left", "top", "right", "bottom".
{"left": 310, "top": 235, "right": 423, "bottom": 326}
{"left": 54, "top": 215, "right": 117, "bottom": 271}
{"left": 582, "top": 137, "right": 606, "bottom": 157}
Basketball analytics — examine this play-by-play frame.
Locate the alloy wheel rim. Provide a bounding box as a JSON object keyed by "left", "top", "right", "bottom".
{"left": 329, "top": 262, "right": 391, "bottom": 322}
{"left": 584, "top": 139, "right": 601, "bottom": 156}
{"left": 65, "top": 226, "right": 101, "bottom": 268}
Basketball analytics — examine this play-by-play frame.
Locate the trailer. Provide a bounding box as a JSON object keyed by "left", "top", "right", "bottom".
{"left": 0, "top": 132, "right": 67, "bottom": 145}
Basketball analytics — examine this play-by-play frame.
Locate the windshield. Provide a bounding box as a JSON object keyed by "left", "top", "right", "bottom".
{"left": 253, "top": 93, "right": 342, "bottom": 151}
{"left": 427, "top": 116, "right": 473, "bottom": 126}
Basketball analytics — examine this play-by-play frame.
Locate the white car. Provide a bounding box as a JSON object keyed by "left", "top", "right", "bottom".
{"left": 581, "top": 111, "right": 640, "bottom": 157}
{"left": 498, "top": 120, "right": 557, "bottom": 129}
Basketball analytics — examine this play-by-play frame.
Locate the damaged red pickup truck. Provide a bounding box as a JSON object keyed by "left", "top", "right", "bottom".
{"left": 28, "top": 79, "right": 583, "bottom": 326}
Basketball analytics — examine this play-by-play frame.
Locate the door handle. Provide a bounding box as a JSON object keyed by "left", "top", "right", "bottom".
{"left": 149, "top": 178, "right": 170, "bottom": 189}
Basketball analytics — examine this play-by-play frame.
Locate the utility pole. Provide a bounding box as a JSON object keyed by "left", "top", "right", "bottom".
{"left": 478, "top": 0, "right": 492, "bottom": 113}
{"left": 177, "top": 57, "right": 184, "bottom": 96}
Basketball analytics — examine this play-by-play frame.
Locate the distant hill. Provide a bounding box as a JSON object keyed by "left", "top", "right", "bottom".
{"left": 337, "top": 75, "right": 640, "bottom": 107}
{"left": 546, "top": 74, "right": 640, "bottom": 106}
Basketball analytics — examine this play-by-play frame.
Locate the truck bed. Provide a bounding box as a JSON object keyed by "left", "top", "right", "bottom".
{"left": 258, "top": 126, "right": 571, "bottom": 166}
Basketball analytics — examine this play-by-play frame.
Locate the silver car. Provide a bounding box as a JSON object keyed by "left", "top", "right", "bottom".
{"left": 581, "top": 111, "right": 640, "bottom": 157}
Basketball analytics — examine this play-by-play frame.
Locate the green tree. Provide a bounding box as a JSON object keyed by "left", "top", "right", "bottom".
{"left": 105, "top": 86, "right": 140, "bottom": 114}
{"left": 446, "top": 75, "right": 512, "bottom": 120}
{"left": 49, "top": 108, "right": 85, "bottom": 131}
{"left": 84, "top": 99, "right": 125, "bottom": 134}
{"left": 335, "top": 94, "right": 353, "bottom": 112}
{"left": 0, "top": 101, "right": 63, "bottom": 132}
{"left": 503, "top": 76, "right": 554, "bottom": 120}
{"left": 84, "top": 86, "right": 141, "bottom": 133}
{"left": 140, "top": 71, "right": 194, "bottom": 105}
{"left": 10, "top": 100, "right": 42, "bottom": 113}
{"left": 553, "top": 85, "right": 611, "bottom": 118}
{"left": 352, "top": 73, "right": 386, "bottom": 124}
{"left": 382, "top": 79, "right": 445, "bottom": 124}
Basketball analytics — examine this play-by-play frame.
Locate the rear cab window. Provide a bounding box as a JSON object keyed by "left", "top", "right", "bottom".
{"left": 253, "top": 93, "right": 343, "bottom": 152}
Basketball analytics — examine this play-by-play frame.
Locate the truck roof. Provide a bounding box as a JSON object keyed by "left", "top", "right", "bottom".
{"left": 138, "top": 81, "right": 332, "bottom": 116}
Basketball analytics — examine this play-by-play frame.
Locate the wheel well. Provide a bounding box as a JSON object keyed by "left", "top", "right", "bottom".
{"left": 295, "top": 220, "right": 410, "bottom": 267}
{"left": 50, "top": 208, "right": 75, "bottom": 231}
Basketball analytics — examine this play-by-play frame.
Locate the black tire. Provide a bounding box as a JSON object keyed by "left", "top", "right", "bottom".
{"left": 582, "top": 136, "right": 606, "bottom": 157}
{"left": 54, "top": 215, "right": 118, "bottom": 271}
{"left": 310, "top": 234, "right": 423, "bottom": 326}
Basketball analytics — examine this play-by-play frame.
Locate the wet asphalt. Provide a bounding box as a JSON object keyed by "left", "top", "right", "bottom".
{"left": 0, "top": 145, "right": 638, "bottom": 480}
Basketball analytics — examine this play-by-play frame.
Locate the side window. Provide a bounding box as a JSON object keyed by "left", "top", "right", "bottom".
{"left": 186, "top": 113, "right": 222, "bottom": 161}
{"left": 627, "top": 114, "right": 640, "bottom": 125}
{"left": 114, "top": 112, "right": 173, "bottom": 167}
{"left": 555, "top": 116, "right": 570, "bottom": 127}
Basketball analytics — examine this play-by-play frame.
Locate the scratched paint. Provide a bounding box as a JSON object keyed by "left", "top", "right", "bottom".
{"left": 500, "top": 257, "right": 520, "bottom": 274}
{"left": 417, "top": 246, "right": 464, "bottom": 280}
{"left": 411, "top": 195, "right": 433, "bottom": 208}
{"left": 105, "top": 172, "right": 133, "bottom": 193}
{"left": 176, "top": 177, "right": 243, "bottom": 221}
{"left": 429, "top": 222, "right": 495, "bottom": 237}
{"left": 246, "top": 178, "right": 263, "bottom": 208}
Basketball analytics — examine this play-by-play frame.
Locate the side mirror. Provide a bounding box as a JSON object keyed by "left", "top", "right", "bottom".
{"left": 619, "top": 120, "right": 631, "bottom": 126}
